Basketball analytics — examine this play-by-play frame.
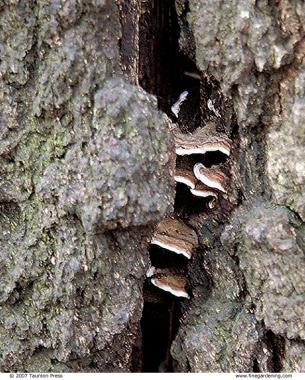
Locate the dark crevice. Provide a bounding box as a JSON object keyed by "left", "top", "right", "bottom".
{"left": 174, "top": 182, "right": 210, "bottom": 217}
{"left": 138, "top": 0, "right": 236, "bottom": 373}
{"left": 141, "top": 285, "right": 184, "bottom": 372}
{"left": 253, "top": 359, "right": 260, "bottom": 372}
{"left": 263, "top": 330, "right": 286, "bottom": 372}
{"left": 138, "top": 0, "right": 200, "bottom": 126}
{"left": 149, "top": 245, "right": 189, "bottom": 270}
{"left": 139, "top": 0, "right": 180, "bottom": 111}
{"left": 177, "top": 151, "right": 229, "bottom": 170}
{"left": 138, "top": 0, "right": 195, "bottom": 372}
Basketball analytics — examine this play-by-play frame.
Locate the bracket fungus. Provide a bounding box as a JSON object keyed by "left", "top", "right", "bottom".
{"left": 174, "top": 128, "right": 231, "bottom": 157}
{"left": 174, "top": 168, "right": 197, "bottom": 189}
{"left": 151, "top": 217, "right": 198, "bottom": 259}
{"left": 190, "top": 182, "right": 218, "bottom": 208}
{"left": 148, "top": 268, "right": 190, "bottom": 299}
{"left": 193, "top": 163, "right": 228, "bottom": 193}
{"left": 147, "top": 102, "right": 232, "bottom": 305}
{"left": 174, "top": 167, "right": 218, "bottom": 208}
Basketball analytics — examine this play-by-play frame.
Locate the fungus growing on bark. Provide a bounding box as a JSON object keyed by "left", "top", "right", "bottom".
{"left": 174, "top": 168, "right": 218, "bottom": 208}
{"left": 171, "top": 90, "right": 189, "bottom": 118}
{"left": 151, "top": 217, "right": 198, "bottom": 259}
{"left": 193, "top": 163, "right": 227, "bottom": 193}
{"left": 151, "top": 273, "right": 190, "bottom": 299}
{"left": 174, "top": 168, "right": 197, "bottom": 189}
{"left": 174, "top": 128, "right": 231, "bottom": 156}
{"left": 190, "top": 182, "right": 218, "bottom": 208}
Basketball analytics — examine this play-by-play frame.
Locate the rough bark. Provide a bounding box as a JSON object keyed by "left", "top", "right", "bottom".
{"left": 0, "top": 0, "right": 175, "bottom": 372}
{"left": 171, "top": 0, "right": 305, "bottom": 373}
{"left": 0, "top": 0, "right": 304, "bottom": 373}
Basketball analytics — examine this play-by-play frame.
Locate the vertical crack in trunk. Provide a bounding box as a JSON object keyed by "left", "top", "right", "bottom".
{"left": 138, "top": 0, "right": 180, "bottom": 112}
{"left": 138, "top": 0, "right": 199, "bottom": 372}
{"left": 264, "top": 331, "right": 286, "bottom": 372}
{"left": 137, "top": 0, "right": 232, "bottom": 372}
{"left": 138, "top": 0, "right": 200, "bottom": 118}
{"left": 136, "top": 0, "right": 239, "bottom": 373}
{"left": 119, "top": 0, "right": 302, "bottom": 373}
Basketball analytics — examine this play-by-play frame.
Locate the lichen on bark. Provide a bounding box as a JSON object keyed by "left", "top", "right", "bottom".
{"left": 0, "top": 0, "right": 175, "bottom": 372}
{"left": 171, "top": 0, "right": 305, "bottom": 373}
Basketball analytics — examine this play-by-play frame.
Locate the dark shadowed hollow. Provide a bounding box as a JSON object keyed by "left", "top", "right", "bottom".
{"left": 138, "top": 0, "right": 197, "bottom": 371}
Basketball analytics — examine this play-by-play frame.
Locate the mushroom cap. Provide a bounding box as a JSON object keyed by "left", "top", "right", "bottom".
{"left": 151, "top": 274, "right": 190, "bottom": 299}
{"left": 193, "top": 163, "right": 227, "bottom": 193}
{"left": 174, "top": 128, "right": 231, "bottom": 157}
{"left": 151, "top": 217, "right": 198, "bottom": 259}
{"left": 190, "top": 181, "right": 218, "bottom": 198}
{"left": 190, "top": 182, "right": 218, "bottom": 208}
{"left": 174, "top": 168, "right": 197, "bottom": 189}
{"left": 175, "top": 167, "right": 219, "bottom": 208}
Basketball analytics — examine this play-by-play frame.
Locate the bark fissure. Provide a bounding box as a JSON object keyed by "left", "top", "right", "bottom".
{"left": 138, "top": 0, "right": 235, "bottom": 372}
{"left": 138, "top": 0, "right": 187, "bottom": 372}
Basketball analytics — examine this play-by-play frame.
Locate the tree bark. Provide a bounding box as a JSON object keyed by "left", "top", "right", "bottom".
{"left": 0, "top": 0, "right": 304, "bottom": 373}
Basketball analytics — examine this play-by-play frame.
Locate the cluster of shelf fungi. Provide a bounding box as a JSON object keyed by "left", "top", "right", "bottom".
{"left": 146, "top": 121, "right": 232, "bottom": 299}
{"left": 141, "top": 83, "right": 233, "bottom": 371}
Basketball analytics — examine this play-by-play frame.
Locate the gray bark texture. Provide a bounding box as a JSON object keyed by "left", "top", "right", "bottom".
{"left": 0, "top": 0, "right": 304, "bottom": 373}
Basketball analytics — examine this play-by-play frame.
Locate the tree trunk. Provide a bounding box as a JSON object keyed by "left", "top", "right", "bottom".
{"left": 0, "top": 0, "right": 304, "bottom": 373}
